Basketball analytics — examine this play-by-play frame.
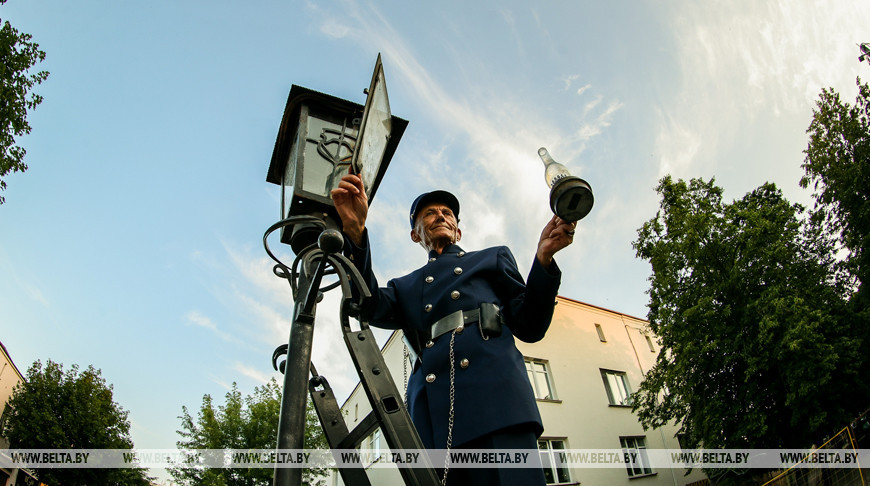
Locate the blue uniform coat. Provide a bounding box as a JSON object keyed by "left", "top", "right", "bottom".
{"left": 346, "top": 231, "right": 561, "bottom": 449}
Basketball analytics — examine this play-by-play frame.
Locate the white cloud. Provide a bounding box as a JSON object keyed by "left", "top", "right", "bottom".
{"left": 320, "top": 18, "right": 351, "bottom": 39}
{"left": 499, "top": 8, "right": 525, "bottom": 57}
{"left": 210, "top": 375, "right": 234, "bottom": 392}
{"left": 500, "top": 8, "right": 516, "bottom": 27}
{"left": 185, "top": 309, "right": 244, "bottom": 346}
{"left": 0, "top": 250, "right": 50, "bottom": 307}
{"left": 187, "top": 310, "right": 217, "bottom": 331}
{"left": 655, "top": 109, "right": 702, "bottom": 179}
{"left": 576, "top": 99, "right": 624, "bottom": 148}
{"left": 583, "top": 95, "right": 602, "bottom": 115}
{"left": 25, "top": 284, "right": 49, "bottom": 307}
{"left": 234, "top": 362, "right": 273, "bottom": 385}
{"left": 562, "top": 74, "right": 582, "bottom": 91}
{"left": 654, "top": 0, "right": 870, "bottom": 185}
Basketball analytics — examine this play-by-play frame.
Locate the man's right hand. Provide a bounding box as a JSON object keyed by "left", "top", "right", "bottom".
{"left": 330, "top": 173, "right": 368, "bottom": 246}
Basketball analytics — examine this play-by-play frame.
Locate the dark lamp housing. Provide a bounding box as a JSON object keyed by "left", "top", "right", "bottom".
{"left": 265, "top": 56, "right": 407, "bottom": 253}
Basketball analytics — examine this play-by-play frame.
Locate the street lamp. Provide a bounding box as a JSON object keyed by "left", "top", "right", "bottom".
{"left": 266, "top": 55, "right": 408, "bottom": 253}
{"left": 264, "top": 56, "right": 441, "bottom": 486}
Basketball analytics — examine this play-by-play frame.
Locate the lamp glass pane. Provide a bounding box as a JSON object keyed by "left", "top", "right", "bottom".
{"left": 355, "top": 68, "right": 391, "bottom": 197}
{"left": 282, "top": 124, "right": 302, "bottom": 219}
{"left": 301, "top": 114, "right": 356, "bottom": 199}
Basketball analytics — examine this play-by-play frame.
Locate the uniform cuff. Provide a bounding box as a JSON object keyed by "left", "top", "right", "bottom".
{"left": 343, "top": 228, "right": 370, "bottom": 265}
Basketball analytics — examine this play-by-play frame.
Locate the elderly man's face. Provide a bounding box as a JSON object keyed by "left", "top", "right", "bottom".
{"left": 411, "top": 202, "right": 461, "bottom": 249}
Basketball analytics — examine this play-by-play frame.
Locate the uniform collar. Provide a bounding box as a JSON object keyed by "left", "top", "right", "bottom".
{"left": 428, "top": 244, "right": 464, "bottom": 260}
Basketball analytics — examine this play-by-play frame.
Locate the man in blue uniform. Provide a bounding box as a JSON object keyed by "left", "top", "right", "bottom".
{"left": 332, "top": 173, "right": 576, "bottom": 485}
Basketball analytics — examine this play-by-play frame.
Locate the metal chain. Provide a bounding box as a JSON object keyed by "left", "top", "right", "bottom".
{"left": 479, "top": 321, "right": 490, "bottom": 341}
{"left": 441, "top": 330, "right": 457, "bottom": 486}
{"left": 403, "top": 343, "right": 410, "bottom": 403}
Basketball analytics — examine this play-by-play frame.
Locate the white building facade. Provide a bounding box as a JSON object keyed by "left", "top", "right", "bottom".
{"left": 332, "top": 297, "right": 708, "bottom": 486}
{"left": 0, "top": 342, "right": 38, "bottom": 486}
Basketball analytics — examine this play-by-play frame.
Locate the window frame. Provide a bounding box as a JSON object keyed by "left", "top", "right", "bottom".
{"left": 538, "top": 438, "right": 572, "bottom": 485}
{"left": 600, "top": 369, "right": 633, "bottom": 407}
{"left": 645, "top": 334, "right": 656, "bottom": 352}
{"left": 525, "top": 357, "right": 558, "bottom": 401}
{"left": 595, "top": 323, "right": 607, "bottom": 342}
{"left": 360, "top": 427, "right": 383, "bottom": 467}
{"left": 619, "top": 436, "right": 653, "bottom": 478}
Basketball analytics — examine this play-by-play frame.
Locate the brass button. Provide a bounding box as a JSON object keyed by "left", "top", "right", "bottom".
{"left": 425, "top": 340, "right": 434, "bottom": 348}
{"left": 426, "top": 373, "right": 436, "bottom": 383}
{"left": 460, "top": 358, "right": 470, "bottom": 369}
{"left": 456, "top": 325, "right": 464, "bottom": 333}
{"left": 425, "top": 276, "right": 434, "bottom": 283}
{"left": 454, "top": 267, "right": 462, "bottom": 275}
{"left": 458, "top": 251, "right": 466, "bottom": 257}
{"left": 451, "top": 290, "right": 460, "bottom": 300}
{"left": 425, "top": 304, "right": 433, "bottom": 312}
{"left": 429, "top": 257, "right": 436, "bottom": 263}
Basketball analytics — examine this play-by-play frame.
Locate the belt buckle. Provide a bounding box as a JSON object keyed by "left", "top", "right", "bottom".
{"left": 432, "top": 309, "right": 464, "bottom": 340}
{"left": 444, "top": 310, "right": 464, "bottom": 335}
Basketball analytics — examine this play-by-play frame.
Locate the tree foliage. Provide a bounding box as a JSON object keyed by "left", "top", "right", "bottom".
{"left": 802, "top": 77, "right": 870, "bottom": 306}
{"left": 171, "top": 378, "right": 328, "bottom": 486}
{"left": 632, "top": 176, "right": 868, "bottom": 450}
{"left": 2, "top": 359, "right": 151, "bottom": 485}
{"left": 0, "top": 0, "right": 49, "bottom": 204}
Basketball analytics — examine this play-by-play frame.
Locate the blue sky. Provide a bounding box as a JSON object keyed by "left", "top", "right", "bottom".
{"left": 1, "top": 0, "right": 869, "bottom": 478}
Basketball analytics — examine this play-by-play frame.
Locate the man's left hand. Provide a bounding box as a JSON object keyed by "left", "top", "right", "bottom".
{"left": 536, "top": 215, "right": 576, "bottom": 268}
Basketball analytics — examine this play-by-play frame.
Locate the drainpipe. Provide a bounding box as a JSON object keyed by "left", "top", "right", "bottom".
{"left": 622, "top": 317, "right": 678, "bottom": 486}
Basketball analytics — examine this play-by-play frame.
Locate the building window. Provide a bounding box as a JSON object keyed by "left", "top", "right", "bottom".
{"left": 645, "top": 334, "right": 655, "bottom": 352}
{"left": 601, "top": 369, "right": 632, "bottom": 406}
{"left": 525, "top": 358, "right": 556, "bottom": 400}
{"left": 367, "top": 428, "right": 382, "bottom": 454}
{"left": 360, "top": 428, "right": 383, "bottom": 466}
{"left": 538, "top": 439, "right": 571, "bottom": 484}
{"left": 595, "top": 323, "right": 606, "bottom": 342}
{"left": 620, "top": 436, "right": 653, "bottom": 477}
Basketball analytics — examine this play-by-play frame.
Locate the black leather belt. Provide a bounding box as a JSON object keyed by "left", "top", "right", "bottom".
{"left": 431, "top": 308, "right": 481, "bottom": 339}
{"left": 430, "top": 303, "right": 503, "bottom": 340}
{"left": 403, "top": 304, "right": 504, "bottom": 367}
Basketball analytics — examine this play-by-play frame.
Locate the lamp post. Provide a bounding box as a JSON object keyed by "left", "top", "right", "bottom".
{"left": 264, "top": 55, "right": 407, "bottom": 486}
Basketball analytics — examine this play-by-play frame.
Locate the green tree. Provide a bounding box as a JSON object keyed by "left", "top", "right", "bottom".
{"left": 632, "top": 177, "right": 867, "bottom": 453}
{"left": 171, "top": 378, "right": 328, "bottom": 486}
{"left": 0, "top": 0, "right": 49, "bottom": 204}
{"left": 802, "top": 78, "right": 870, "bottom": 307}
{"left": 2, "top": 360, "right": 151, "bottom": 486}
